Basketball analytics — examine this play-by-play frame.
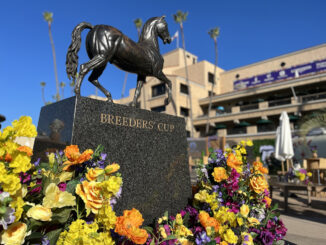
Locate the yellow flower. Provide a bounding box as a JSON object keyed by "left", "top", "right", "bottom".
{"left": 159, "top": 227, "right": 167, "bottom": 238}
{"left": 86, "top": 167, "right": 104, "bottom": 181}
{"left": 58, "top": 171, "right": 73, "bottom": 182}
{"left": 220, "top": 241, "right": 228, "bottom": 245}
{"left": 223, "top": 229, "right": 238, "bottom": 244}
{"left": 237, "top": 217, "right": 244, "bottom": 226}
{"left": 105, "top": 163, "right": 120, "bottom": 175}
{"left": 1, "top": 174, "right": 21, "bottom": 195}
{"left": 12, "top": 116, "right": 37, "bottom": 138}
{"left": 307, "top": 172, "right": 312, "bottom": 177}
{"left": 212, "top": 167, "right": 228, "bottom": 182}
{"left": 175, "top": 213, "right": 183, "bottom": 225}
{"left": 48, "top": 153, "right": 56, "bottom": 167}
{"left": 246, "top": 140, "right": 253, "bottom": 147}
{"left": 227, "top": 153, "right": 242, "bottom": 170}
{"left": 43, "top": 183, "right": 76, "bottom": 208}
{"left": 178, "top": 237, "right": 193, "bottom": 245}
{"left": 27, "top": 205, "right": 52, "bottom": 221}
{"left": 241, "top": 232, "right": 254, "bottom": 245}
{"left": 1, "top": 222, "right": 30, "bottom": 245}
{"left": 248, "top": 217, "right": 260, "bottom": 226}
{"left": 96, "top": 203, "right": 117, "bottom": 231}
{"left": 76, "top": 181, "right": 104, "bottom": 214}
{"left": 9, "top": 153, "right": 32, "bottom": 173}
{"left": 99, "top": 176, "right": 122, "bottom": 198}
{"left": 250, "top": 175, "right": 269, "bottom": 194}
{"left": 240, "top": 204, "right": 250, "bottom": 217}
{"left": 10, "top": 196, "right": 25, "bottom": 222}
{"left": 253, "top": 161, "right": 268, "bottom": 174}
{"left": 264, "top": 196, "right": 272, "bottom": 207}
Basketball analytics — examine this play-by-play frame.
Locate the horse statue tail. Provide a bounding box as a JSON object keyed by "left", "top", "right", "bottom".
{"left": 66, "top": 22, "right": 93, "bottom": 81}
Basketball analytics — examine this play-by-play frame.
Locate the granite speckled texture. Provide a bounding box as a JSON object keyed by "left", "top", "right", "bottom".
{"left": 33, "top": 96, "right": 192, "bottom": 224}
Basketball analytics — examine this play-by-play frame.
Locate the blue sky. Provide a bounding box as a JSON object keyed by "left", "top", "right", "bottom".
{"left": 1, "top": 0, "right": 326, "bottom": 128}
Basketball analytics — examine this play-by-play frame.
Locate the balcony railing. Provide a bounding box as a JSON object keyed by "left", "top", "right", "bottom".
{"left": 239, "top": 104, "right": 259, "bottom": 112}
{"left": 268, "top": 98, "right": 292, "bottom": 107}
{"left": 300, "top": 91, "right": 326, "bottom": 103}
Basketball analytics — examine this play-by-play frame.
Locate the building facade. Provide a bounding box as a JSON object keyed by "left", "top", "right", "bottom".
{"left": 194, "top": 43, "right": 326, "bottom": 142}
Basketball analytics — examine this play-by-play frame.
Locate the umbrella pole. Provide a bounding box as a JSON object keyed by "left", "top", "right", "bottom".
{"left": 281, "top": 161, "right": 285, "bottom": 175}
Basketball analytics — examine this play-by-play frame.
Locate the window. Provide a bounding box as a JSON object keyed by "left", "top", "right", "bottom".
{"left": 180, "top": 84, "right": 189, "bottom": 94}
{"left": 193, "top": 58, "right": 196, "bottom": 64}
{"left": 152, "top": 84, "right": 166, "bottom": 97}
{"left": 151, "top": 105, "right": 166, "bottom": 113}
{"left": 180, "top": 107, "right": 189, "bottom": 117}
{"left": 208, "top": 72, "right": 215, "bottom": 84}
{"left": 186, "top": 131, "right": 191, "bottom": 137}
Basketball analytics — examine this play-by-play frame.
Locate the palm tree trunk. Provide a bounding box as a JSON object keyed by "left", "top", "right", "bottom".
{"left": 205, "top": 38, "right": 218, "bottom": 135}
{"left": 180, "top": 23, "right": 194, "bottom": 137}
{"left": 121, "top": 72, "right": 128, "bottom": 98}
{"left": 42, "top": 87, "right": 46, "bottom": 105}
{"left": 48, "top": 22, "right": 60, "bottom": 101}
{"left": 137, "top": 27, "right": 146, "bottom": 109}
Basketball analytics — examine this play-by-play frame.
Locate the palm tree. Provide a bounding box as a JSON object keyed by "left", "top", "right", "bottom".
{"left": 205, "top": 27, "right": 220, "bottom": 135}
{"left": 173, "top": 10, "right": 194, "bottom": 137}
{"left": 60, "top": 82, "right": 66, "bottom": 99}
{"left": 40, "top": 81, "right": 46, "bottom": 105}
{"left": 43, "top": 11, "right": 60, "bottom": 101}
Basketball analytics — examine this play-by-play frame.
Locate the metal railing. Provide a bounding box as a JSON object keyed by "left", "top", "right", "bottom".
{"left": 268, "top": 98, "right": 292, "bottom": 107}
{"left": 300, "top": 91, "right": 326, "bottom": 103}
{"left": 239, "top": 104, "right": 259, "bottom": 112}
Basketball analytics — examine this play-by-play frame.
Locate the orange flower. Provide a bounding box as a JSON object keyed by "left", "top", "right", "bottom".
{"left": 75, "top": 181, "right": 103, "bottom": 214}
{"left": 198, "top": 211, "right": 220, "bottom": 232}
{"left": 63, "top": 145, "right": 93, "bottom": 171}
{"left": 115, "top": 208, "right": 148, "bottom": 244}
{"left": 253, "top": 161, "right": 268, "bottom": 174}
{"left": 105, "top": 163, "right": 120, "bottom": 175}
{"left": 86, "top": 167, "right": 104, "bottom": 181}
{"left": 227, "top": 153, "right": 242, "bottom": 169}
{"left": 250, "top": 175, "right": 269, "bottom": 194}
{"left": 17, "top": 146, "right": 33, "bottom": 156}
{"left": 5, "top": 153, "right": 12, "bottom": 162}
{"left": 264, "top": 196, "right": 272, "bottom": 207}
{"left": 212, "top": 167, "right": 228, "bottom": 183}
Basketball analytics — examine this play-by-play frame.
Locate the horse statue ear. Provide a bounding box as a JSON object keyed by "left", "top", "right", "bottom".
{"left": 161, "top": 15, "right": 166, "bottom": 19}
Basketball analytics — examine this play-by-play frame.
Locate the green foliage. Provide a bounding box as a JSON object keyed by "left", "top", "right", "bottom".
{"left": 173, "top": 10, "right": 188, "bottom": 24}
{"left": 208, "top": 27, "right": 220, "bottom": 39}
{"left": 252, "top": 139, "right": 275, "bottom": 157}
{"left": 46, "top": 228, "right": 62, "bottom": 245}
{"left": 65, "top": 178, "right": 80, "bottom": 194}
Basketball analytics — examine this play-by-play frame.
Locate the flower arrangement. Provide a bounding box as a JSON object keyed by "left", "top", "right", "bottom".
{"left": 0, "top": 117, "right": 287, "bottom": 245}
{"left": 286, "top": 166, "right": 312, "bottom": 184}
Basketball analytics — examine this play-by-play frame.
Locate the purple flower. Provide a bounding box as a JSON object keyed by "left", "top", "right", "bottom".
{"left": 42, "top": 237, "right": 50, "bottom": 245}
{"left": 58, "top": 182, "right": 67, "bottom": 191}
{"left": 34, "top": 158, "right": 41, "bottom": 166}
{"left": 195, "top": 231, "right": 211, "bottom": 245}
{"left": 0, "top": 192, "right": 15, "bottom": 229}
{"left": 259, "top": 229, "right": 275, "bottom": 245}
{"left": 19, "top": 172, "right": 31, "bottom": 184}
{"left": 29, "top": 179, "right": 42, "bottom": 194}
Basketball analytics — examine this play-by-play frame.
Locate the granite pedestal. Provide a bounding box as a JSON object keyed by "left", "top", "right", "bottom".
{"left": 33, "top": 96, "right": 192, "bottom": 224}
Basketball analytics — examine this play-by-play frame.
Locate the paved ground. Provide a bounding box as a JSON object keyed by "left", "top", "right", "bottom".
{"left": 272, "top": 189, "right": 326, "bottom": 245}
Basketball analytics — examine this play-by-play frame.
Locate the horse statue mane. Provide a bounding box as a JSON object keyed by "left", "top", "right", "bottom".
{"left": 66, "top": 16, "right": 176, "bottom": 112}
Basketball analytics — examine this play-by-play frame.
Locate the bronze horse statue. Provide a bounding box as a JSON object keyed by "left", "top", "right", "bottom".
{"left": 66, "top": 16, "right": 175, "bottom": 109}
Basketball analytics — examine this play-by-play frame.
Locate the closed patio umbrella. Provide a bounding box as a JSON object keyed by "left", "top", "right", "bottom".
{"left": 275, "top": 111, "right": 294, "bottom": 174}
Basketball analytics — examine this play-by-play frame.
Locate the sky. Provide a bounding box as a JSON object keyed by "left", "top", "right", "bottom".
{"left": 1, "top": 0, "right": 326, "bottom": 128}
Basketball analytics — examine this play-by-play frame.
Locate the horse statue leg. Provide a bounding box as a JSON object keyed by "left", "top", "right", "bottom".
{"left": 75, "top": 54, "right": 110, "bottom": 99}
{"left": 88, "top": 65, "right": 113, "bottom": 102}
{"left": 155, "top": 72, "right": 177, "bottom": 115}
{"left": 131, "top": 75, "right": 146, "bottom": 108}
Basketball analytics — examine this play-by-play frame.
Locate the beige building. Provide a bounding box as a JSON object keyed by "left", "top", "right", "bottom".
{"left": 194, "top": 43, "right": 326, "bottom": 142}
{"left": 112, "top": 48, "right": 224, "bottom": 137}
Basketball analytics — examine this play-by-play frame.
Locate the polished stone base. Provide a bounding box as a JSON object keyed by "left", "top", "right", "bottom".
{"left": 33, "top": 96, "right": 192, "bottom": 224}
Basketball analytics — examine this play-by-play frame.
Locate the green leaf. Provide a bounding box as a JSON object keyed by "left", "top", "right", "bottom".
{"left": 207, "top": 241, "right": 217, "bottom": 245}
{"left": 160, "top": 235, "right": 178, "bottom": 242}
{"left": 272, "top": 202, "right": 279, "bottom": 211}
{"left": 66, "top": 179, "right": 80, "bottom": 194}
{"left": 26, "top": 231, "right": 43, "bottom": 242}
{"left": 28, "top": 218, "right": 43, "bottom": 230}
{"left": 275, "top": 240, "right": 285, "bottom": 245}
{"left": 150, "top": 238, "right": 155, "bottom": 245}
{"left": 143, "top": 226, "right": 154, "bottom": 234}
{"left": 182, "top": 212, "right": 190, "bottom": 227}
{"left": 164, "top": 211, "right": 169, "bottom": 218}
{"left": 46, "top": 228, "right": 62, "bottom": 245}
{"left": 51, "top": 208, "right": 72, "bottom": 223}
